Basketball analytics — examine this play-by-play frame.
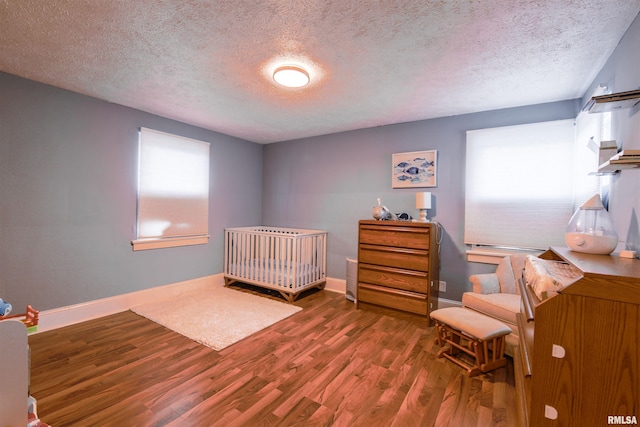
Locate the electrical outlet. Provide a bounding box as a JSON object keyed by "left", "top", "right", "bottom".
{"left": 439, "top": 281, "right": 446, "bottom": 292}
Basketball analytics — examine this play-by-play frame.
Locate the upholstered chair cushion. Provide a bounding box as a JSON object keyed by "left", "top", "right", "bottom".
{"left": 461, "top": 292, "right": 521, "bottom": 333}
{"left": 496, "top": 256, "right": 517, "bottom": 294}
{"left": 469, "top": 273, "right": 501, "bottom": 294}
{"left": 430, "top": 307, "right": 512, "bottom": 340}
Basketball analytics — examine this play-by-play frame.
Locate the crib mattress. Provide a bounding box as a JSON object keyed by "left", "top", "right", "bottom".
{"left": 227, "top": 258, "right": 322, "bottom": 287}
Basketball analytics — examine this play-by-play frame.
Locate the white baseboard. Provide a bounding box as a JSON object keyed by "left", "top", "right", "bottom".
{"left": 37, "top": 274, "right": 224, "bottom": 333}
{"left": 36, "top": 275, "right": 461, "bottom": 333}
{"left": 325, "top": 277, "right": 346, "bottom": 294}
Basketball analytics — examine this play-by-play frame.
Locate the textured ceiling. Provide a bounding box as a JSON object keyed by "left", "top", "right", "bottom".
{"left": 1, "top": 1, "right": 639, "bottom": 144}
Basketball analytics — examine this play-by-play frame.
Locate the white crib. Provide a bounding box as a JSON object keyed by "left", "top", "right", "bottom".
{"left": 224, "top": 226, "right": 328, "bottom": 302}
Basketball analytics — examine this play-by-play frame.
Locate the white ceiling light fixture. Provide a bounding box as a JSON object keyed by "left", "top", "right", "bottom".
{"left": 273, "top": 65, "right": 310, "bottom": 88}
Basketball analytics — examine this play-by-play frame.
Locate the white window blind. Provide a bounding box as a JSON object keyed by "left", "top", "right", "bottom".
{"left": 464, "top": 119, "right": 578, "bottom": 251}
{"left": 132, "top": 127, "right": 210, "bottom": 251}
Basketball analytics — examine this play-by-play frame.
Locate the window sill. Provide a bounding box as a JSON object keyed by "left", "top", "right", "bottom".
{"left": 466, "top": 246, "right": 542, "bottom": 264}
{"left": 131, "top": 235, "right": 209, "bottom": 251}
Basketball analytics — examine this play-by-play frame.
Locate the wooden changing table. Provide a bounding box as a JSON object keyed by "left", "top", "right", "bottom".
{"left": 515, "top": 247, "right": 640, "bottom": 427}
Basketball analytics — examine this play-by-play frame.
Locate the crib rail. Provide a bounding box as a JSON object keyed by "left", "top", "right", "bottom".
{"left": 224, "top": 227, "right": 327, "bottom": 301}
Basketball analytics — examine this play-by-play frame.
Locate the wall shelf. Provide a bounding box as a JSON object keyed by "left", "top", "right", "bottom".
{"left": 584, "top": 88, "right": 640, "bottom": 113}
{"left": 597, "top": 150, "right": 640, "bottom": 173}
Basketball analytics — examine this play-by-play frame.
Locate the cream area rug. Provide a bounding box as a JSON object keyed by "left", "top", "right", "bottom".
{"left": 131, "top": 285, "right": 302, "bottom": 351}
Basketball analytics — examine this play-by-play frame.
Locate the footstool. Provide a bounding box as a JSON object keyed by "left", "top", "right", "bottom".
{"left": 430, "top": 307, "right": 511, "bottom": 376}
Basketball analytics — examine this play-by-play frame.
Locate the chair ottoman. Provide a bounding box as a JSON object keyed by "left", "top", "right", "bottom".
{"left": 430, "top": 307, "right": 512, "bottom": 376}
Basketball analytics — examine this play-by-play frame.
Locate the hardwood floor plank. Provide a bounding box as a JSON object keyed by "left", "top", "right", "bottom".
{"left": 28, "top": 288, "right": 516, "bottom": 426}
{"left": 463, "top": 375, "right": 483, "bottom": 426}
{"left": 278, "top": 396, "right": 322, "bottom": 426}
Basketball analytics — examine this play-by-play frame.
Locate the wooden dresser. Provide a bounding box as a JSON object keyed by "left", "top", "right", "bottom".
{"left": 515, "top": 246, "right": 640, "bottom": 427}
{"left": 356, "top": 220, "right": 440, "bottom": 317}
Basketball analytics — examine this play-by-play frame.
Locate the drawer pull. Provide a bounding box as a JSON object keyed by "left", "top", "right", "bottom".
{"left": 552, "top": 344, "right": 565, "bottom": 359}
{"left": 544, "top": 405, "right": 558, "bottom": 420}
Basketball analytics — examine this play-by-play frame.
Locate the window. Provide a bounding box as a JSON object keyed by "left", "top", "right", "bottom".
{"left": 132, "top": 128, "right": 210, "bottom": 251}
{"left": 464, "top": 119, "right": 603, "bottom": 257}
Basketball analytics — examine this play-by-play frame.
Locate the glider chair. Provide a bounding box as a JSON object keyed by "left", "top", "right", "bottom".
{"left": 461, "top": 254, "right": 526, "bottom": 356}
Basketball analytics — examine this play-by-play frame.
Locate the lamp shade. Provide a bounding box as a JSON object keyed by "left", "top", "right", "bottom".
{"left": 415, "top": 192, "right": 432, "bottom": 209}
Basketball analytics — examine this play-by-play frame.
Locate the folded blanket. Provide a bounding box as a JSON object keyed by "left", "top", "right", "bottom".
{"left": 525, "top": 255, "right": 581, "bottom": 300}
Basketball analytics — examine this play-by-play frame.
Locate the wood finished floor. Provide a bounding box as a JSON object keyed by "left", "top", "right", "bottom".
{"left": 28, "top": 286, "right": 517, "bottom": 427}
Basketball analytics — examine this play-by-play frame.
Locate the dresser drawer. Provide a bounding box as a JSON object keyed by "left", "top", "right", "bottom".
{"left": 357, "top": 283, "right": 428, "bottom": 315}
{"left": 358, "top": 263, "right": 428, "bottom": 294}
{"left": 359, "top": 224, "right": 430, "bottom": 250}
{"left": 359, "top": 244, "right": 429, "bottom": 271}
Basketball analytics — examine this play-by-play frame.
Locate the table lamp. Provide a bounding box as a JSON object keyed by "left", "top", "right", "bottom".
{"left": 415, "top": 192, "right": 432, "bottom": 222}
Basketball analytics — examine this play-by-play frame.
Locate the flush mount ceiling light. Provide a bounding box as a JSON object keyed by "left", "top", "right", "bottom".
{"left": 273, "top": 65, "right": 310, "bottom": 88}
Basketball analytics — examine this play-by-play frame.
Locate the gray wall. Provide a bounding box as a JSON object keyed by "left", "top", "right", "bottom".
{"left": 262, "top": 101, "right": 580, "bottom": 301}
{"left": 0, "top": 72, "right": 263, "bottom": 311}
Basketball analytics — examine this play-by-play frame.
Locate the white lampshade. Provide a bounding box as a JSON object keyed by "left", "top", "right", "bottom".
{"left": 415, "top": 192, "right": 432, "bottom": 209}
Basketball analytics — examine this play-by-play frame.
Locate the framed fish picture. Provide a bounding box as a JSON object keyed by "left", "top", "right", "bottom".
{"left": 392, "top": 150, "right": 437, "bottom": 188}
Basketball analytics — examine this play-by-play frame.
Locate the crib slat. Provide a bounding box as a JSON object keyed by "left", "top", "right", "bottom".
{"left": 258, "top": 233, "right": 262, "bottom": 282}
{"left": 288, "top": 237, "right": 293, "bottom": 289}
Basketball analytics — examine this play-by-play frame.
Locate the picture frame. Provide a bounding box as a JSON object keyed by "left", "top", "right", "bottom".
{"left": 392, "top": 150, "right": 437, "bottom": 188}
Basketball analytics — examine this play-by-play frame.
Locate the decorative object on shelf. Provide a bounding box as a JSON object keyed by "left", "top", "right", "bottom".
{"left": 597, "top": 140, "right": 618, "bottom": 166}
{"left": 415, "top": 192, "right": 432, "bottom": 222}
{"left": 372, "top": 198, "right": 395, "bottom": 220}
{"left": 565, "top": 194, "right": 618, "bottom": 255}
{"left": 392, "top": 150, "right": 437, "bottom": 188}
